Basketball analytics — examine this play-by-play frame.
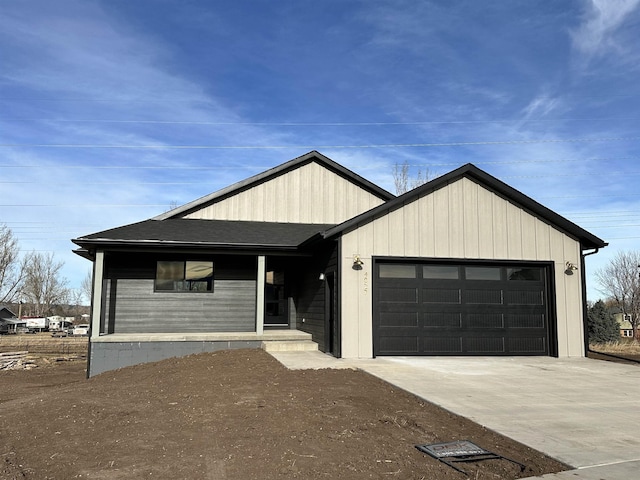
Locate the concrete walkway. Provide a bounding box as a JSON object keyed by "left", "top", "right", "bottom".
{"left": 269, "top": 351, "right": 640, "bottom": 480}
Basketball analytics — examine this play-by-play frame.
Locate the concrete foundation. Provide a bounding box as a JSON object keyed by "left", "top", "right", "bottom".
{"left": 88, "top": 331, "right": 314, "bottom": 377}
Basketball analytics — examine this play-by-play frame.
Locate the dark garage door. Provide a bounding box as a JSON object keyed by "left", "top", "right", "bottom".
{"left": 374, "top": 261, "right": 554, "bottom": 356}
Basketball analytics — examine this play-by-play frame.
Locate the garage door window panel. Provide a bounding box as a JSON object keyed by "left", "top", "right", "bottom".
{"left": 422, "top": 265, "right": 459, "bottom": 279}
{"left": 465, "top": 266, "right": 501, "bottom": 281}
{"left": 507, "top": 267, "right": 542, "bottom": 281}
{"left": 379, "top": 264, "right": 416, "bottom": 278}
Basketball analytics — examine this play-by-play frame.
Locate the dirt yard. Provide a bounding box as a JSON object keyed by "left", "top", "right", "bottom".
{"left": 0, "top": 343, "right": 571, "bottom": 480}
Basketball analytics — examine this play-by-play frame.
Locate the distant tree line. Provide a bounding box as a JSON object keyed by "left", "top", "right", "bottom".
{"left": 0, "top": 224, "right": 89, "bottom": 318}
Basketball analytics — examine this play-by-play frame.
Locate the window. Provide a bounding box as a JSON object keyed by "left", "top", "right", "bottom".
{"left": 465, "top": 266, "right": 501, "bottom": 281}
{"left": 379, "top": 264, "right": 416, "bottom": 278}
{"left": 155, "top": 261, "right": 214, "bottom": 292}
{"left": 423, "top": 265, "right": 459, "bottom": 279}
{"left": 622, "top": 330, "right": 633, "bottom": 338}
{"left": 507, "top": 267, "right": 542, "bottom": 281}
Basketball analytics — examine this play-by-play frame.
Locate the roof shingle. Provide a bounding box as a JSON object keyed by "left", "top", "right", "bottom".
{"left": 74, "top": 218, "right": 334, "bottom": 249}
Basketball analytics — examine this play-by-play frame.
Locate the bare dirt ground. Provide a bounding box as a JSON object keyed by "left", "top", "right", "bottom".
{"left": 0, "top": 344, "right": 570, "bottom": 480}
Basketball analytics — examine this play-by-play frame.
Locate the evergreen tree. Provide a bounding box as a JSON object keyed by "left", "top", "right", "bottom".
{"left": 587, "top": 300, "right": 620, "bottom": 344}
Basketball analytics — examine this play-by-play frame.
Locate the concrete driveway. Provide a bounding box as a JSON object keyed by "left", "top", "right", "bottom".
{"left": 271, "top": 352, "right": 640, "bottom": 479}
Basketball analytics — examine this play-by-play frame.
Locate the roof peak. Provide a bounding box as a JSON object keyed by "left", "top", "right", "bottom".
{"left": 323, "top": 162, "right": 607, "bottom": 250}
{"left": 154, "top": 151, "right": 394, "bottom": 221}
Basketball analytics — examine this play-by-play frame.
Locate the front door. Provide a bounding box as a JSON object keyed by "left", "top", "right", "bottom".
{"left": 265, "top": 270, "right": 288, "bottom": 327}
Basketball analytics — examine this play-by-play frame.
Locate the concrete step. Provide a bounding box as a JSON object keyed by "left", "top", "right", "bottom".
{"left": 261, "top": 340, "right": 318, "bottom": 352}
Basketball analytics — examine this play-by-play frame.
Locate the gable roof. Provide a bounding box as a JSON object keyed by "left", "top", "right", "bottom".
{"left": 0, "top": 306, "right": 17, "bottom": 319}
{"left": 322, "top": 163, "right": 607, "bottom": 251}
{"left": 154, "top": 150, "right": 394, "bottom": 221}
{"left": 73, "top": 218, "right": 334, "bottom": 256}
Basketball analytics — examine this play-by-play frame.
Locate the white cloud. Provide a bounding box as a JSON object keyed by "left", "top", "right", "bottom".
{"left": 521, "top": 94, "right": 562, "bottom": 122}
{"left": 571, "top": 0, "right": 640, "bottom": 61}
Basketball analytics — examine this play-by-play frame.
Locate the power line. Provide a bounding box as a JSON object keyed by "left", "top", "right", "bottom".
{"left": 1, "top": 135, "right": 640, "bottom": 149}
{"left": 4, "top": 171, "right": 640, "bottom": 185}
{"left": 0, "top": 181, "right": 226, "bottom": 185}
{"left": 580, "top": 224, "right": 640, "bottom": 229}
{"left": 3, "top": 116, "right": 640, "bottom": 126}
{"left": 564, "top": 212, "right": 639, "bottom": 217}
{"left": 0, "top": 204, "right": 167, "bottom": 207}
{"left": 2, "top": 156, "right": 640, "bottom": 170}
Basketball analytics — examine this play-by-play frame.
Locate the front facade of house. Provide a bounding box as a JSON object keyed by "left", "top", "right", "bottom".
{"left": 615, "top": 313, "right": 638, "bottom": 339}
{"left": 73, "top": 151, "right": 607, "bottom": 376}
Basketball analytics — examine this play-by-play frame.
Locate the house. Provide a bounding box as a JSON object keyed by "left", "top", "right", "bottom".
{"left": 72, "top": 151, "right": 607, "bottom": 377}
{"left": 0, "top": 306, "right": 18, "bottom": 334}
{"left": 614, "top": 312, "right": 637, "bottom": 339}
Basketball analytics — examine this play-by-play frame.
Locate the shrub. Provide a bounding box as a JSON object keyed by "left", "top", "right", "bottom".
{"left": 587, "top": 300, "right": 620, "bottom": 344}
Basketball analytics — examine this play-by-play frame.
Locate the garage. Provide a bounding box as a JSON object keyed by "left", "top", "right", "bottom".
{"left": 373, "top": 260, "right": 555, "bottom": 356}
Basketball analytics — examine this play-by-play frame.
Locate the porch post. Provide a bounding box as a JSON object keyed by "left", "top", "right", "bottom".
{"left": 256, "top": 255, "right": 265, "bottom": 335}
{"left": 90, "top": 250, "right": 104, "bottom": 338}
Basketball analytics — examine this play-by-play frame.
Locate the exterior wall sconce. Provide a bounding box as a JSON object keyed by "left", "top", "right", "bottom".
{"left": 565, "top": 261, "right": 578, "bottom": 275}
{"left": 319, "top": 273, "right": 325, "bottom": 281}
{"left": 352, "top": 255, "right": 364, "bottom": 270}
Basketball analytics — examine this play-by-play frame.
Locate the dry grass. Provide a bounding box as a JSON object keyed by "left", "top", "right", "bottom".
{"left": 0, "top": 332, "right": 88, "bottom": 355}
{"left": 589, "top": 340, "right": 640, "bottom": 363}
{"left": 590, "top": 340, "right": 640, "bottom": 354}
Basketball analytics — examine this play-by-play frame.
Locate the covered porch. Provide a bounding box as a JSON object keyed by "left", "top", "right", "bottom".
{"left": 73, "top": 218, "right": 339, "bottom": 376}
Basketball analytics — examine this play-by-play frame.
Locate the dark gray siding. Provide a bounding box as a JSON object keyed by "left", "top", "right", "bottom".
{"left": 102, "top": 253, "right": 256, "bottom": 333}
{"left": 296, "top": 242, "right": 339, "bottom": 351}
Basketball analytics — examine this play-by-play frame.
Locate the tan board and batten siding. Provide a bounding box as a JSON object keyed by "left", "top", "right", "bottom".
{"left": 182, "top": 162, "right": 386, "bottom": 223}
{"left": 340, "top": 177, "right": 584, "bottom": 359}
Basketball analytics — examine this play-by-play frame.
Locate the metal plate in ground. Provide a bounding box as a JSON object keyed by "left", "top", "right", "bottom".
{"left": 416, "top": 440, "right": 525, "bottom": 475}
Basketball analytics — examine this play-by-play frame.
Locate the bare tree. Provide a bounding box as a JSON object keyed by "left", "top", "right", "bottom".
{"left": 0, "top": 224, "right": 28, "bottom": 303}
{"left": 69, "top": 289, "right": 87, "bottom": 318}
{"left": 22, "top": 252, "right": 70, "bottom": 317}
{"left": 595, "top": 250, "right": 640, "bottom": 339}
{"left": 392, "top": 160, "right": 430, "bottom": 195}
{"left": 81, "top": 269, "right": 93, "bottom": 305}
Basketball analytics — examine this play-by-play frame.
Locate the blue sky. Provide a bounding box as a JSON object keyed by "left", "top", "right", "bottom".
{"left": 1, "top": 0, "right": 639, "bottom": 302}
